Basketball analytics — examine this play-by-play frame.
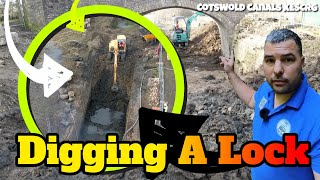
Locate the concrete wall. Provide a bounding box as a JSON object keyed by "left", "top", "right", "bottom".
{"left": 22, "top": 0, "right": 46, "bottom": 31}
{"left": 22, "top": 0, "right": 72, "bottom": 31}
{"left": 43, "top": 0, "right": 73, "bottom": 23}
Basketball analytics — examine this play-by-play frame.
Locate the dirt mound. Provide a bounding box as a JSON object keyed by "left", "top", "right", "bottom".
{"left": 186, "top": 23, "right": 221, "bottom": 59}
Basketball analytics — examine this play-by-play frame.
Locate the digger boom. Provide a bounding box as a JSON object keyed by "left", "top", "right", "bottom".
{"left": 108, "top": 35, "right": 126, "bottom": 93}
{"left": 113, "top": 49, "right": 118, "bottom": 85}
{"left": 111, "top": 48, "right": 119, "bottom": 93}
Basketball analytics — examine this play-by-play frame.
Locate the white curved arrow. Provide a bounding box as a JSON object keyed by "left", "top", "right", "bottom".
{"left": 4, "top": 0, "right": 73, "bottom": 98}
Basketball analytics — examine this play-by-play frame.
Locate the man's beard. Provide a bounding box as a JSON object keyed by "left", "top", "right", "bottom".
{"left": 268, "top": 69, "right": 303, "bottom": 94}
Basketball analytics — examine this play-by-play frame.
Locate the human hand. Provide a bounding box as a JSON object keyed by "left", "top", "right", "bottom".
{"left": 219, "top": 52, "right": 235, "bottom": 74}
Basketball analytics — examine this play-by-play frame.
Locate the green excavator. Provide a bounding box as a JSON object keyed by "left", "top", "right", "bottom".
{"left": 170, "top": 11, "right": 204, "bottom": 47}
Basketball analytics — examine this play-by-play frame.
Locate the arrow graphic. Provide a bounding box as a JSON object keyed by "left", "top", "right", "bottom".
{"left": 4, "top": 0, "right": 73, "bottom": 98}
{"left": 66, "top": 0, "right": 85, "bottom": 32}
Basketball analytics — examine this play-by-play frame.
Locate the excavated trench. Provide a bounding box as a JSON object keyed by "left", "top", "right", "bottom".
{"left": 28, "top": 17, "right": 146, "bottom": 142}
{"left": 78, "top": 23, "right": 144, "bottom": 141}
{"left": 80, "top": 64, "right": 129, "bottom": 141}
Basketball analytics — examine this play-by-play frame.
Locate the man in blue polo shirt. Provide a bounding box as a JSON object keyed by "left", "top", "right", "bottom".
{"left": 220, "top": 29, "right": 320, "bottom": 179}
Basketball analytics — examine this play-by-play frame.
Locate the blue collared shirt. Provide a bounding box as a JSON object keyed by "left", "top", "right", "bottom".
{"left": 252, "top": 73, "right": 320, "bottom": 180}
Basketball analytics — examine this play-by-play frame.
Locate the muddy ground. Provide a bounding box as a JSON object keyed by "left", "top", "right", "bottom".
{"left": 0, "top": 12, "right": 320, "bottom": 180}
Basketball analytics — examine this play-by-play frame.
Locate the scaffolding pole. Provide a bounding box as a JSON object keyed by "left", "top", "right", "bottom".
{"left": 159, "top": 44, "right": 164, "bottom": 111}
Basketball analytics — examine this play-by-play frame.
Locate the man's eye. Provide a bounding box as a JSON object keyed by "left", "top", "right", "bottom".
{"left": 265, "top": 59, "right": 275, "bottom": 64}
{"left": 283, "top": 58, "right": 294, "bottom": 64}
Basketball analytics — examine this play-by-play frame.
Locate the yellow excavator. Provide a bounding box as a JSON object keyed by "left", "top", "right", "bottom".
{"left": 107, "top": 35, "right": 127, "bottom": 93}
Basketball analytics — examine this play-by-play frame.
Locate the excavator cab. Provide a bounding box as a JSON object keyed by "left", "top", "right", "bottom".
{"left": 107, "top": 35, "right": 127, "bottom": 62}
{"left": 173, "top": 16, "right": 185, "bottom": 32}
{"left": 116, "top": 35, "right": 127, "bottom": 60}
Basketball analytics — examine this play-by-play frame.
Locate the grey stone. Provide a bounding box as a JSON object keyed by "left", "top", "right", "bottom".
{"left": 240, "top": 171, "right": 249, "bottom": 179}
{"left": 230, "top": 172, "right": 238, "bottom": 179}
{"left": 221, "top": 107, "right": 228, "bottom": 114}
{"left": 8, "top": 144, "right": 17, "bottom": 152}
{"left": 58, "top": 87, "right": 68, "bottom": 94}
{"left": 0, "top": 112, "right": 3, "bottom": 120}
{"left": 68, "top": 91, "right": 75, "bottom": 98}
{"left": 31, "top": 168, "right": 41, "bottom": 177}
{"left": 59, "top": 94, "right": 69, "bottom": 100}
{"left": 124, "top": 168, "right": 145, "bottom": 180}
{"left": 203, "top": 74, "right": 215, "bottom": 80}
{"left": 0, "top": 38, "right": 6, "bottom": 46}
{"left": 76, "top": 61, "right": 84, "bottom": 67}
{"left": 75, "top": 56, "right": 83, "bottom": 61}
{"left": 198, "top": 110, "right": 205, "bottom": 114}
{"left": 87, "top": 125, "right": 98, "bottom": 135}
{"left": 244, "top": 108, "right": 253, "bottom": 116}
{"left": 0, "top": 53, "right": 10, "bottom": 59}
{"left": 187, "top": 103, "right": 196, "bottom": 112}
{"left": 209, "top": 173, "right": 225, "bottom": 180}
{"left": 196, "top": 105, "right": 204, "bottom": 111}
{"left": 0, "top": 148, "right": 11, "bottom": 169}
{"left": 84, "top": 18, "right": 91, "bottom": 29}
{"left": 108, "top": 172, "right": 125, "bottom": 179}
{"left": 60, "top": 119, "right": 70, "bottom": 126}
{"left": 0, "top": 25, "right": 4, "bottom": 37}
{"left": 208, "top": 141, "right": 217, "bottom": 151}
{"left": 193, "top": 173, "right": 206, "bottom": 179}
{"left": 11, "top": 32, "right": 19, "bottom": 43}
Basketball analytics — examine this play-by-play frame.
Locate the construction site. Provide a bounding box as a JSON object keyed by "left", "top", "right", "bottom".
{"left": 0, "top": 0, "right": 320, "bottom": 179}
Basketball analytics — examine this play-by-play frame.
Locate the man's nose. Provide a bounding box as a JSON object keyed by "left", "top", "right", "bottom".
{"left": 273, "top": 60, "right": 284, "bottom": 75}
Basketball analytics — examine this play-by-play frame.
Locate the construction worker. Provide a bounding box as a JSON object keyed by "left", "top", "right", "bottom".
{"left": 119, "top": 41, "right": 124, "bottom": 47}
{"left": 220, "top": 29, "right": 320, "bottom": 180}
{"left": 175, "top": 21, "right": 183, "bottom": 33}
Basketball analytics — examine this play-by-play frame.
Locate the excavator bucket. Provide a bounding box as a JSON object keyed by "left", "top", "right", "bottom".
{"left": 111, "top": 84, "right": 119, "bottom": 93}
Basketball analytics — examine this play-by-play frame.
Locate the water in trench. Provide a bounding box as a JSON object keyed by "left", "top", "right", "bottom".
{"left": 80, "top": 70, "right": 128, "bottom": 141}
{"left": 116, "top": 21, "right": 135, "bottom": 29}
{"left": 43, "top": 42, "right": 63, "bottom": 63}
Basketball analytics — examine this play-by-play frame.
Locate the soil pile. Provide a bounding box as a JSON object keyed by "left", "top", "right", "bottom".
{"left": 186, "top": 23, "right": 221, "bottom": 59}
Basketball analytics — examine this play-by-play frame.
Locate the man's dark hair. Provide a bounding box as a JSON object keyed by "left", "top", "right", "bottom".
{"left": 265, "top": 29, "right": 302, "bottom": 56}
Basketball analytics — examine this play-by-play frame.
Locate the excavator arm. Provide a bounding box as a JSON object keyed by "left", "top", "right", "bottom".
{"left": 185, "top": 11, "right": 204, "bottom": 39}
{"left": 111, "top": 46, "right": 119, "bottom": 93}
{"left": 108, "top": 35, "right": 126, "bottom": 93}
